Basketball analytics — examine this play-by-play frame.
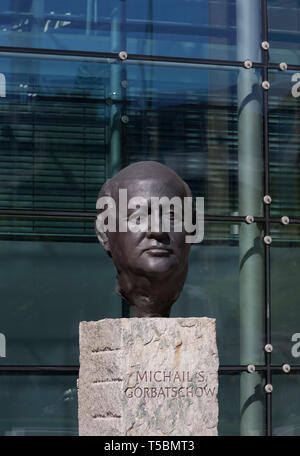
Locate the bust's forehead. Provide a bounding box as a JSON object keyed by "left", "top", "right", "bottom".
{"left": 114, "top": 161, "right": 179, "bottom": 181}
{"left": 110, "top": 161, "right": 187, "bottom": 198}
{"left": 119, "top": 177, "right": 185, "bottom": 200}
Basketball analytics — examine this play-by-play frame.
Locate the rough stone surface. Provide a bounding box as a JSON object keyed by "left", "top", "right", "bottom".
{"left": 78, "top": 318, "right": 219, "bottom": 436}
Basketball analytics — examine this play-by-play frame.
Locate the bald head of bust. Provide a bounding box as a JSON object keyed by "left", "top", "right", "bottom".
{"left": 95, "top": 161, "right": 192, "bottom": 317}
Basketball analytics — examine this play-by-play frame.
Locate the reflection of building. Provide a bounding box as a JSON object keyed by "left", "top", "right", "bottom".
{"left": 0, "top": 0, "right": 300, "bottom": 437}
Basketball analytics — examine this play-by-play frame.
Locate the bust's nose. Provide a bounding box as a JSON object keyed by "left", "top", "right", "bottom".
{"left": 145, "top": 224, "right": 170, "bottom": 242}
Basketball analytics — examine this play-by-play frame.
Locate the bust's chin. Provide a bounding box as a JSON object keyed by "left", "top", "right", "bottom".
{"left": 129, "top": 255, "right": 180, "bottom": 277}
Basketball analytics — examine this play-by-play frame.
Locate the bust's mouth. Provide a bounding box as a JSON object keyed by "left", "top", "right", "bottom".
{"left": 143, "top": 246, "right": 173, "bottom": 256}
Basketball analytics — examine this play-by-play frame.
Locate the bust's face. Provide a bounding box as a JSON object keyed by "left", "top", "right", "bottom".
{"left": 107, "top": 176, "right": 190, "bottom": 280}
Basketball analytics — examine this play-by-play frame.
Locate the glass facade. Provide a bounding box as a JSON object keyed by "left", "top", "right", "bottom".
{"left": 0, "top": 0, "right": 299, "bottom": 436}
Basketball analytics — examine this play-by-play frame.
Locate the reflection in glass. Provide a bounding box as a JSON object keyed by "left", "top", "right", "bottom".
{"left": 218, "top": 374, "right": 240, "bottom": 435}
{"left": 269, "top": 69, "right": 300, "bottom": 217}
{"left": 269, "top": 0, "right": 300, "bottom": 65}
{"left": 0, "top": 55, "right": 109, "bottom": 213}
{"left": 172, "top": 221, "right": 265, "bottom": 366}
{"left": 218, "top": 373, "right": 266, "bottom": 436}
{"left": 273, "top": 374, "right": 300, "bottom": 436}
{"left": 0, "top": 374, "right": 268, "bottom": 436}
{"left": 0, "top": 240, "right": 121, "bottom": 365}
{"left": 0, "top": 0, "right": 262, "bottom": 61}
{"left": 271, "top": 225, "right": 300, "bottom": 364}
{"left": 125, "top": 61, "right": 263, "bottom": 216}
{"left": 0, "top": 375, "right": 78, "bottom": 436}
{"left": 0, "top": 56, "right": 264, "bottom": 219}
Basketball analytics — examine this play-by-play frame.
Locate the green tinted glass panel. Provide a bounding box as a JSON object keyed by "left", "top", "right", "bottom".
{"left": 0, "top": 373, "right": 268, "bottom": 436}
{"left": 0, "top": 217, "right": 94, "bottom": 237}
{"left": 269, "top": 69, "right": 300, "bottom": 217}
{"left": 0, "top": 240, "right": 121, "bottom": 365}
{"left": 0, "top": 375, "right": 77, "bottom": 436}
{"left": 271, "top": 225, "right": 300, "bottom": 364}
{"left": 218, "top": 374, "right": 240, "bottom": 435}
{"left": 269, "top": 0, "right": 300, "bottom": 65}
{"left": 219, "top": 373, "right": 266, "bottom": 436}
{"left": 0, "top": 0, "right": 262, "bottom": 62}
{"left": 172, "top": 222, "right": 265, "bottom": 365}
{"left": 273, "top": 374, "right": 300, "bottom": 436}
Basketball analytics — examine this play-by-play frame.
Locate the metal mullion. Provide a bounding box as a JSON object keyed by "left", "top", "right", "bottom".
{"left": 0, "top": 209, "right": 267, "bottom": 223}
{"left": 0, "top": 365, "right": 79, "bottom": 374}
{"left": 0, "top": 209, "right": 95, "bottom": 219}
{"left": 0, "top": 234, "right": 97, "bottom": 242}
{"left": 268, "top": 218, "right": 300, "bottom": 225}
{"left": 266, "top": 368, "right": 272, "bottom": 435}
{"left": 270, "top": 366, "right": 300, "bottom": 373}
{"left": 0, "top": 45, "right": 265, "bottom": 69}
{"left": 219, "top": 365, "right": 267, "bottom": 373}
{"left": 126, "top": 54, "right": 264, "bottom": 68}
{"left": 268, "top": 63, "right": 300, "bottom": 71}
{"left": 5, "top": 209, "right": 300, "bottom": 224}
{"left": 3, "top": 364, "right": 300, "bottom": 375}
{"left": 262, "top": 0, "right": 272, "bottom": 437}
{"left": 204, "top": 215, "right": 265, "bottom": 223}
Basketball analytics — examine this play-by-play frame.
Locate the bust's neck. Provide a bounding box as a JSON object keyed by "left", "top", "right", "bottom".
{"left": 116, "top": 271, "right": 185, "bottom": 317}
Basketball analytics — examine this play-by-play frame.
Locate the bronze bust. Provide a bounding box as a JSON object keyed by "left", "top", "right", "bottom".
{"left": 95, "top": 161, "right": 193, "bottom": 317}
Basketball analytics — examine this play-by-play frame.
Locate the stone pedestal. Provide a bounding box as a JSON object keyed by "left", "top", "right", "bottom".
{"left": 78, "top": 318, "right": 219, "bottom": 436}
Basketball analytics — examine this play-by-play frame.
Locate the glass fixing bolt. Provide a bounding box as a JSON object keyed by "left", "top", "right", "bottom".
{"left": 261, "top": 41, "right": 270, "bottom": 50}
{"left": 245, "top": 215, "right": 254, "bottom": 224}
{"left": 118, "top": 51, "right": 128, "bottom": 60}
{"left": 263, "top": 195, "right": 272, "bottom": 205}
{"left": 279, "top": 62, "right": 288, "bottom": 71}
{"left": 262, "top": 81, "right": 270, "bottom": 90}
{"left": 121, "top": 115, "right": 129, "bottom": 124}
{"left": 243, "top": 60, "right": 253, "bottom": 69}
{"left": 264, "top": 344, "right": 273, "bottom": 353}
{"left": 265, "top": 384, "right": 273, "bottom": 393}
{"left": 282, "top": 364, "right": 291, "bottom": 373}
{"left": 281, "top": 216, "right": 289, "bottom": 225}
{"left": 264, "top": 236, "right": 272, "bottom": 245}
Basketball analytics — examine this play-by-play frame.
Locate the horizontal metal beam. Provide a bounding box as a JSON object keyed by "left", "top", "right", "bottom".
{"left": 1, "top": 365, "right": 300, "bottom": 375}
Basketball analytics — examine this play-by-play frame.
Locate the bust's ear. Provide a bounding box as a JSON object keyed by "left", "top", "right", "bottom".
{"left": 95, "top": 219, "right": 111, "bottom": 256}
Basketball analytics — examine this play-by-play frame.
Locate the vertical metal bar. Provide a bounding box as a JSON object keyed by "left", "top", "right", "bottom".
{"left": 261, "top": 0, "right": 272, "bottom": 437}
{"left": 109, "top": 1, "right": 124, "bottom": 177}
{"left": 237, "top": 0, "right": 265, "bottom": 436}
